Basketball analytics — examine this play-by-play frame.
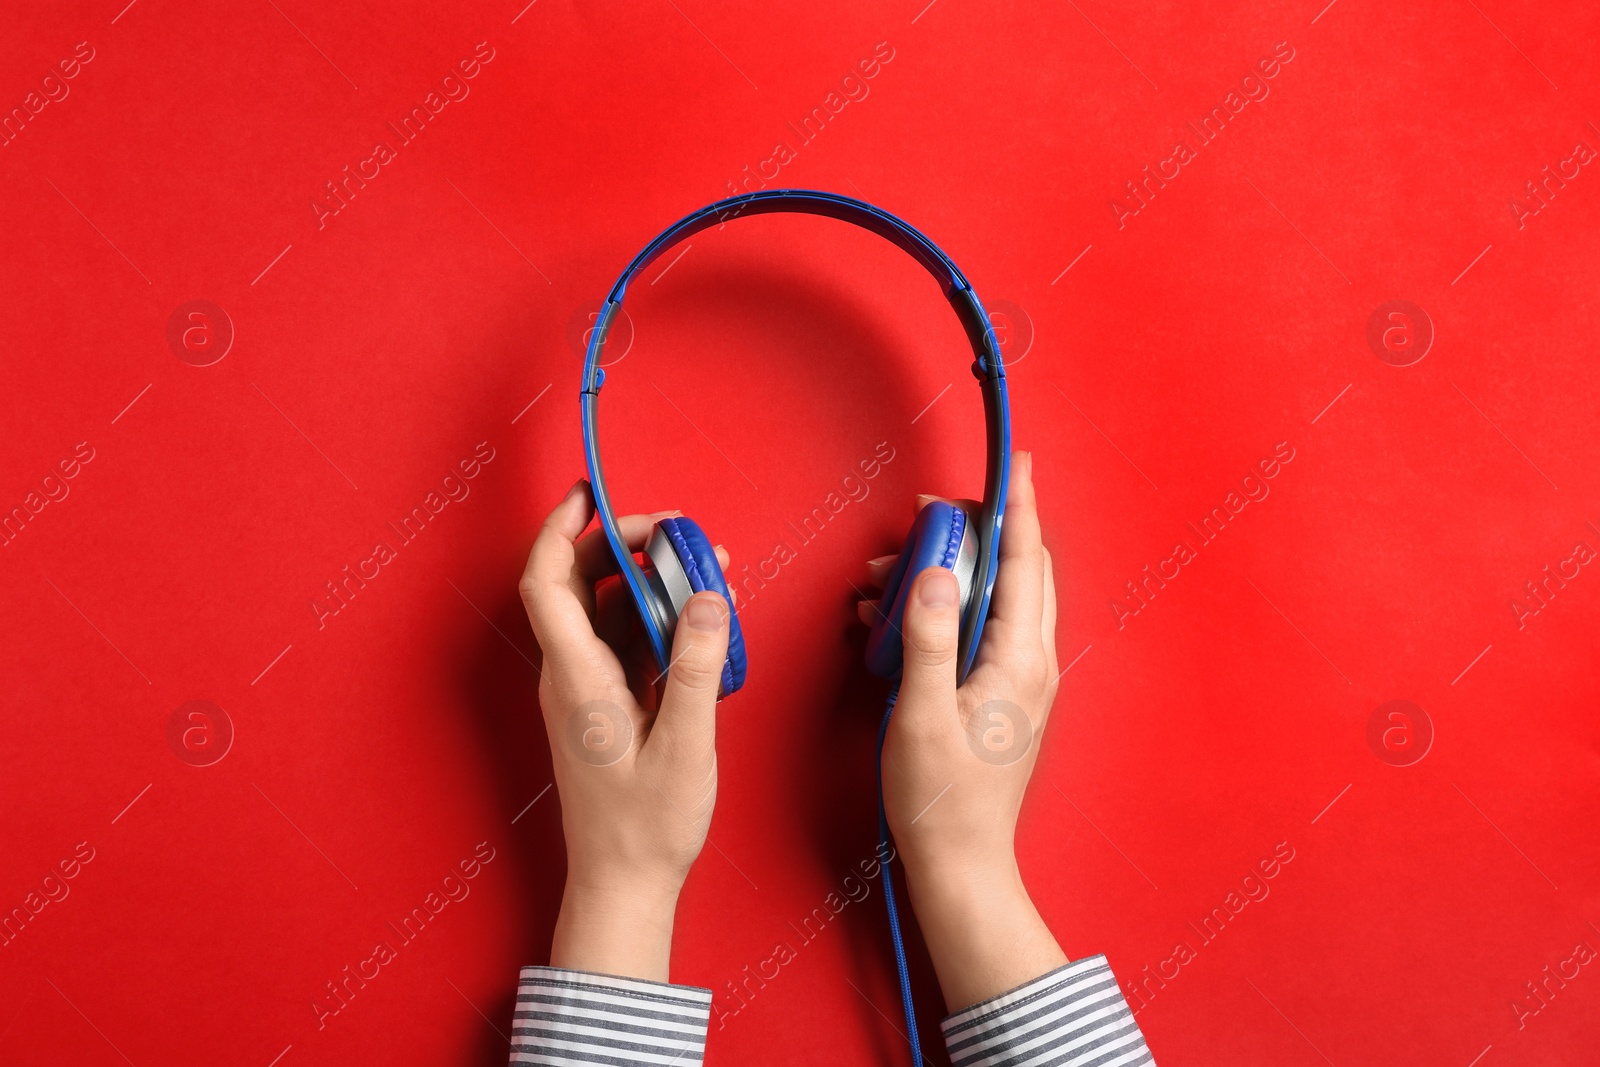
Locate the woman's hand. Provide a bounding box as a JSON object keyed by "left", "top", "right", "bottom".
{"left": 519, "top": 479, "right": 732, "bottom": 982}
{"left": 857, "top": 450, "right": 1069, "bottom": 1010}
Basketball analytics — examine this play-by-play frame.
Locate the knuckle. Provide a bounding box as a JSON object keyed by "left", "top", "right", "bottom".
{"left": 669, "top": 647, "right": 722, "bottom": 689}
{"left": 904, "top": 627, "right": 957, "bottom": 667}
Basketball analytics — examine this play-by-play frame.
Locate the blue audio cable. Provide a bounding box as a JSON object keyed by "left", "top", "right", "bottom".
{"left": 876, "top": 683, "right": 924, "bottom": 1066}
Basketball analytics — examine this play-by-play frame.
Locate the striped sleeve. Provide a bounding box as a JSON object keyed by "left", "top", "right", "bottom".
{"left": 941, "top": 955, "right": 1155, "bottom": 1067}
{"left": 509, "top": 965, "right": 712, "bottom": 1065}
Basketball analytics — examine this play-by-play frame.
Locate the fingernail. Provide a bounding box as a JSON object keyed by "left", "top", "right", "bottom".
{"left": 918, "top": 568, "right": 959, "bottom": 608}
{"left": 565, "top": 478, "right": 585, "bottom": 499}
{"left": 683, "top": 595, "right": 725, "bottom": 632}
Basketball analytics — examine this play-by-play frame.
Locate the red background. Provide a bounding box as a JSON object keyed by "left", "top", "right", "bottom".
{"left": 2, "top": 1, "right": 1598, "bottom": 1064}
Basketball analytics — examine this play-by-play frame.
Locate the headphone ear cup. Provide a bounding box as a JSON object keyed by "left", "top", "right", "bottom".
{"left": 864, "top": 501, "right": 976, "bottom": 679}
{"left": 653, "top": 516, "right": 747, "bottom": 696}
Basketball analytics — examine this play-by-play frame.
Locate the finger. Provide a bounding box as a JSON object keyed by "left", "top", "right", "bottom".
{"left": 897, "top": 567, "right": 961, "bottom": 734}
{"left": 717, "top": 546, "right": 734, "bottom": 607}
{"left": 857, "top": 599, "right": 884, "bottom": 626}
{"left": 914, "top": 494, "right": 982, "bottom": 517}
{"left": 520, "top": 480, "right": 613, "bottom": 677}
{"left": 865, "top": 553, "right": 898, "bottom": 588}
{"left": 574, "top": 510, "right": 681, "bottom": 584}
{"left": 650, "top": 592, "right": 732, "bottom": 756}
{"left": 981, "top": 451, "right": 1045, "bottom": 666}
{"left": 1040, "top": 545, "right": 1059, "bottom": 677}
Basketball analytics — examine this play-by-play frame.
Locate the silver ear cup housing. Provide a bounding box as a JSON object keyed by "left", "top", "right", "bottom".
{"left": 639, "top": 524, "right": 695, "bottom": 639}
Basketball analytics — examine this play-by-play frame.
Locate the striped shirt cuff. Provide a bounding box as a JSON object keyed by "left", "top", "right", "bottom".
{"left": 941, "top": 955, "right": 1155, "bottom": 1067}
{"left": 510, "top": 965, "right": 712, "bottom": 1065}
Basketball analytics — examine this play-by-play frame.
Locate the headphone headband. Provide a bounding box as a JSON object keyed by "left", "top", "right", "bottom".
{"left": 580, "top": 189, "right": 1012, "bottom": 681}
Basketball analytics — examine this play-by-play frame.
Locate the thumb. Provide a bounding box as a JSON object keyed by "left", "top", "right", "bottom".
{"left": 652, "top": 592, "right": 731, "bottom": 753}
{"left": 898, "top": 566, "right": 961, "bottom": 723}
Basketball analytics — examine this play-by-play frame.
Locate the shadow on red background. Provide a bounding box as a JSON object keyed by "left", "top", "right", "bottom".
{"left": 1, "top": 0, "right": 1597, "bottom": 1065}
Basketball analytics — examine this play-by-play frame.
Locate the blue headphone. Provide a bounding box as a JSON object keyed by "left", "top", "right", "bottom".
{"left": 581, "top": 190, "right": 1011, "bottom": 1063}
{"left": 581, "top": 190, "right": 1012, "bottom": 694}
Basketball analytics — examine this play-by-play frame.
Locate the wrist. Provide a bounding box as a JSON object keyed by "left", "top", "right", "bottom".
{"left": 551, "top": 866, "right": 683, "bottom": 982}
{"left": 904, "top": 851, "right": 1028, "bottom": 931}
{"left": 902, "top": 853, "right": 1068, "bottom": 1012}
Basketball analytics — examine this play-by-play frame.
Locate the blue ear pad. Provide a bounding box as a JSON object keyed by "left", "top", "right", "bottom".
{"left": 657, "top": 516, "right": 748, "bottom": 695}
{"left": 864, "top": 501, "right": 970, "bottom": 679}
